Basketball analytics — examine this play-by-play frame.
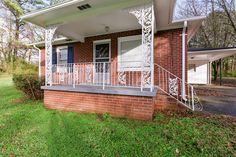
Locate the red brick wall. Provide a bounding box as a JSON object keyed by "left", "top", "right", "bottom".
{"left": 41, "top": 28, "right": 188, "bottom": 119}
{"left": 44, "top": 90, "right": 154, "bottom": 120}
{"left": 154, "top": 91, "right": 186, "bottom": 111}
{"left": 73, "top": 30, "right": 141, "bottom": 63}
{"left": 73, "top": 30, "right": 142, "bottom": 86}
{"left": 40, "top": 30, "right": 141, "bottom": 64}
{"left": 40, "top": 29, "right": 186, "bottom": 80}
{"left": 154, "top": 28, "right": 188, "bottom": 79}
{"left": 153, "top": 28, "right": 188, "bottom": 111}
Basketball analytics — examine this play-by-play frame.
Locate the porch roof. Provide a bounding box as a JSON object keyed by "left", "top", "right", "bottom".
{"left": 21, "top": 0, "right": 203, "bottom": 43}
{"left": 188, "top": 47, "right": 236, "bottom": 62}
{"left": 173, "top": 16, "right": 206, "bottom": 42}
{"left": 27, "top": 37, "right": 78, "bottom": 48}
{"left": 22, "top": 0, "right": 153, "bottom": 42}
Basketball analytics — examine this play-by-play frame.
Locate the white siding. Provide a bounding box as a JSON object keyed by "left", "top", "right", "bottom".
{"left": 188, "top": 63, "right": 209, "bottom": 84}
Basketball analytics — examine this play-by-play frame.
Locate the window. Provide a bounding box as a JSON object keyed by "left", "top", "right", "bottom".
{"left": 58, "top": 46, "right": 68, "bottom": 65}
{"left": 56, "top": 46, "right": 68, "bottom": 74}
{"left": 118, "top": 35, "right": 142, "bottom": 71}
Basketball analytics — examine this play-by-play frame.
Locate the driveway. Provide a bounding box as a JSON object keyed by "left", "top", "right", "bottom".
{"left": 196, "top": 86, "right": 236, "bottom": 117}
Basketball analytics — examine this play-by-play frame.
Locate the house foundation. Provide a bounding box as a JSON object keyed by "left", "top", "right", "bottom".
{"left": 44, "top": 90, "right": 155, "bottom": 120}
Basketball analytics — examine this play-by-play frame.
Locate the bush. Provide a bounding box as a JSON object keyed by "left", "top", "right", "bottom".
{"left": 3, "top": 59, "right": 38, "bottom": 74}
{"left": 13, "top": 74, "right": 45, "bottom": 100}
{"left": 11, "top": 59, "right": 43, "bottom": 100}
{"left": 13, "top": 59, "right": 38, "bottom": 74}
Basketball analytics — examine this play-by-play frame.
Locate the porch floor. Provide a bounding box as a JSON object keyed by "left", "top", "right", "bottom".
{"left": 41, "top": 85, "right": 157, "bottom": 97}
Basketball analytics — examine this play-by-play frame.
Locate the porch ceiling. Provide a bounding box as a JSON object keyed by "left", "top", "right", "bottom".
{"left": 188, "top": 47, "right": 236, "bottom": 62}
{"left": 22, "top": 0, "right": 152, "bottom": 26}
{"left": 22, "top": 0, "right": 151, "bottom": 40}
{"left": 56, "top": 9, "right": 141, "bottom": 39}
{"left": 21, "top": 0, "right": 179, "bottom": 41}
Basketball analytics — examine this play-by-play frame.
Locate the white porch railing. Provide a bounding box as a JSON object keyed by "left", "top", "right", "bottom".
{"left": 52, "top": 61, "right": 151, "bottom": 91}
{"left": 50, "top": 62, "right": 202, "bottom": 111}
{"left": 154, "top": 64, "right": 203, "bottom": 111}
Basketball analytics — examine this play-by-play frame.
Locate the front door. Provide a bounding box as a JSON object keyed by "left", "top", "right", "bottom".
{"left": 93, "top": 40, "right": 111, "bottom": 84}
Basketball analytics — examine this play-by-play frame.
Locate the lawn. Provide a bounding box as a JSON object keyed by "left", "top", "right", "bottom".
{"left": 0, "top": 74, "right": 235, "bottom": 157}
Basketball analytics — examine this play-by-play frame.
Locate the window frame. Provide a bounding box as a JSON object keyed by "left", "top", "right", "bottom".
{"left": 57, "top": 46, "right": 68, "bottom": 65}
{"left": 93, "top": 39, "right": 111, "bottom": 63}
{"left": 118, "top": 35, "right": 142, "bottom": 71}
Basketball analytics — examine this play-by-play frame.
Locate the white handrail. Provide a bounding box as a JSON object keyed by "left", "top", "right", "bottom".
{"left": 51, "top": 62, "right": 202, "bottom": 111}
{"left": 154, "top": 63, "right": 203, "bottom": 111}
{"left": 52, "top": 61, "right": 149, "bottom": 91}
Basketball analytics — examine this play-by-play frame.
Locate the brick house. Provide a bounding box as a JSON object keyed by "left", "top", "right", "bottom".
{"left": 22, "top": 0, "right": 205, "bottom": 120}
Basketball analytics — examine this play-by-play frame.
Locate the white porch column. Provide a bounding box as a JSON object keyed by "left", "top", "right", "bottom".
{"left": 129, "top": 3, "right": 155, "bottom": 92}
{"left": 45, "top": 26, "right": 57, "bottom": 86}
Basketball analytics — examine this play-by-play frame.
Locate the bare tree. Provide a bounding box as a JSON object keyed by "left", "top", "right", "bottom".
{"left": 0, "top": 0, "right": 46, "bottom": 69}
{"left": 177, "top": 0, "right": 236, "bottom": 80}
{"left": 218, "top": 0, "right": 236, "bottom": 33}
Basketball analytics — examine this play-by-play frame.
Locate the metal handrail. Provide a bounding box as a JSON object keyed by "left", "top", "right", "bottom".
{"left": 154, "top": 63, "right": 203, "bottom": 111}
{"left": 50, "top": 62, "right": 202, "bottom": 111}
{"left": 51, "top": 61, "right": 150, "bottom": 91}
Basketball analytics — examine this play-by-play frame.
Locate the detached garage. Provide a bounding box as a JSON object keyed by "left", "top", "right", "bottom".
{"left": 188, "top": 47, "right": 236, "bottom": 85}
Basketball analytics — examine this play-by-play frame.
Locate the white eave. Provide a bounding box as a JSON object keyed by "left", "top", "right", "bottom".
{"left": 21, "top": 0, "right": 177, "bottom": 40}
{"left": 27, "top": 37, "right": 78, "bottom": 48}
{"left": 172, "top": 16, "right": 206, "bottom": 42}
{"left": 21, "top": 0, "right": 153, "bottom": 28}
{"left": 21, "top": 0, "right": 85, "bottom": 20}
{"left": 21, "top": 0, "right": 205, "bottom": 44}
{"left": 188, "top": 47, "right": 236, "bottom": 62}
{"left": 21, "top": 0, "right": 153, "bottom": 42}
{"left": 154, "top": 0, "right": 176, "bottom": 31}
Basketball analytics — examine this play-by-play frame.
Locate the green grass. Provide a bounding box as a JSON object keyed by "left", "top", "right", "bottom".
{"left": 0, "top": 74, "right": 235, "bottom": 157}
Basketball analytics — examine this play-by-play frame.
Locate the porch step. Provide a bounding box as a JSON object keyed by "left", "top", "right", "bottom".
{"left": 154, "top": 64, "right": 203, "bottom": 111}
{"left": 154, "top": 90, "right": 188, "bottom": 111}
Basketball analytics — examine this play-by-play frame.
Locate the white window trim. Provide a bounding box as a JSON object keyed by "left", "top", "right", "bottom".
{"left": 55, "top": 46, "right": 68, "bottom": 74}
{"left": 57, "top": 46, "right": 68, "bottom": 64}
{"left": 118, "top": 35, "right": 142, "bottom": 71}
{"left": 93, "top": 39, "right": 111, "bottom": 63}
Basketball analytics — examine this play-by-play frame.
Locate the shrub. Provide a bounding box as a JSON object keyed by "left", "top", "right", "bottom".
{"left": 13, "top": 59, "right": 38, "bottom": 74}
{"left": 3, "top": 59, "right": 38, "bottom": 74}
{"left": 13, "top": 74, "right": 44, "bottom": 100}
{"left": 11, "top": 59, "right": 43, "bottom": 100}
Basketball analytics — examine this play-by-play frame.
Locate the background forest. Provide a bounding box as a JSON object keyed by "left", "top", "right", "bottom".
{"left": 177, "top": 0, "right": 236, "bottom": 79}
{"left": 0, "top": 0, "right": 235, "bottom": 80}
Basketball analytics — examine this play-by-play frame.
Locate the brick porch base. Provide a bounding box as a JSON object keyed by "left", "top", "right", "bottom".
{"left": 44, "top": 89, "right": 185, "bottom": 120}
{"left": 44, "top": 90, "right": 154, "bottom": 120}
{"left": 154, "top": 91, "right": 186, "bottom": 111}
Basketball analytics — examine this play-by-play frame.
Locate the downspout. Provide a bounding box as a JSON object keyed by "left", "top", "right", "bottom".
{"left": 33, "top": 45, "right": 41, "bottom": 78}
{"left": 151, "top": 3, "right": 155, "bottom": 92}
{"left": 182, "top": 21, "right": 187, "bottom": 100}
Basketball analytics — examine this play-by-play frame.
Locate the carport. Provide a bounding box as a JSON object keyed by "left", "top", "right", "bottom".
{"left": 188, "top": 47, "right": 236, "bottom": 85}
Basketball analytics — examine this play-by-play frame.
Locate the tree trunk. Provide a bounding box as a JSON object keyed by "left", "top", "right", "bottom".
{"left": 13, "top": 17, "right": 20, "bottom": 62}
{"left": 212, "top": 61, "right": 218, "bottom": 81}
{"left": 219, "top": 0, "right": 236, "bottom": 33}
